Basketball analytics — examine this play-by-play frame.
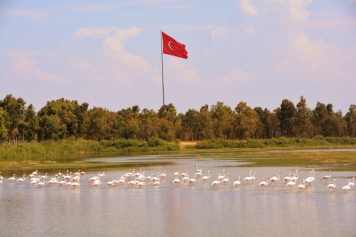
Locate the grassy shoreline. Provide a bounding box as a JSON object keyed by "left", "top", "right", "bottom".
{"left": 1, "top": 138, "right": 356, "bottom": 172}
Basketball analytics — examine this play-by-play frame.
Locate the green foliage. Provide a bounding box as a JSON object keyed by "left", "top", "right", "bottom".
{"left": 0, "top": 138, "right": 179, "bottom": 160}
{"left": 1, "top": 94, "right": 356, "bottom": 147}
{"left": 0, "top": 108, "right": 7, "bottom": 140}
{"left": 195, "top": 137, "right": 356, "bottom": 149}
{"left": 195, "top": 138, "right": 239, "bottom": 149}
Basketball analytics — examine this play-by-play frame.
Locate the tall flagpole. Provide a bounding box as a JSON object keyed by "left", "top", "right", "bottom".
{"left": 160, "top": 30, "right": 165, "bottom": 106}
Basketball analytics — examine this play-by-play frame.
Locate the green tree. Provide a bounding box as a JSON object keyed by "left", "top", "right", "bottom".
{"left": 312, "top": 102, "right": 327, "bottom": 136}
{"left": 157, "top": 104, "right": 178, "bottom": 141}
{"left": 181, "top": 109, "right": 199, "bottom": 141}
{"left": 138, "top": 108, "right": 158, "bottom": 140}
{"left": 295, "top": 96, "right": 312, "bottom": 138}
{"left": 87, "top": 107, "right": 109, "bottom": 140}
{"left": 0, "top": 108, "right": 7, "bottom": 140}
{"left": 277, "top": 99, "right": 296, "bottom": 137}
{"left": 233, "top": 102, "right": 258, "bottom": 140}
{"left": 266, "top": 109, "right": 280, "bottom": 138}
{"left": 197, "top": 105, "right": 213, "bottom": 140}
{"left": 38, "top": 114, "right": 61, "bottom": 140}
{"left": 345, "top": 104, "right": 356, "bottom": 137}
{"left": 211, "top": 102, "right": 234, "bottom": 139}
{"left": 253, "top": 107, "right": 266, "bottom": 139}
{"left": 18, "top": 104, "right": 38, "bottom": 141}
{"left": 37, "top": 98, "right": 88, "bottom": 139}
{"left": 119, "top": 106, "right": 141, "bottom": 139}
{"left": 0, "top": 94, "right": 26, "bottom": 140}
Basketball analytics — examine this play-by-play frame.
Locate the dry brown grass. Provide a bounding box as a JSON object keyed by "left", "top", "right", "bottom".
{"left": 179, "top": 141, "right": 197, "bottom": 149}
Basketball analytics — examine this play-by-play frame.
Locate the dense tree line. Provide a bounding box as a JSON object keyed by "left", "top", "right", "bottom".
{"left": 0, "top": 94, "right": 355, "bottom": 142}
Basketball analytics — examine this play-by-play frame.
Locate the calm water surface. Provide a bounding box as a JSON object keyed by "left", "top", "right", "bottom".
{"left": 1, "top": 155, "right": 355, "bottom": 237}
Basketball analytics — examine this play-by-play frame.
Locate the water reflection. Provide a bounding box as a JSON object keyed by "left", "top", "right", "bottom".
{"left": 0, "top": 156, "right": 355, "bottom": 237}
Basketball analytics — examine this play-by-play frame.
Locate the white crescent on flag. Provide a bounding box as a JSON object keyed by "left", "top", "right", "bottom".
{"left": 168, "top": 41, "right": 174, "bottom": 50}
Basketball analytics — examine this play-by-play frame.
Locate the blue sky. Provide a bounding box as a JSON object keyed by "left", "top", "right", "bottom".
{"left": 1, "top": 0, "right": 356, "bottom": 114}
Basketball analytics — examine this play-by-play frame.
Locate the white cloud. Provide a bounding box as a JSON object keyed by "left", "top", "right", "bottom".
{"left": 288, "top": 33, "right": 355, "bottom": 83}
{"left": 211, "top": 26, "right": 228, "bottom": 40}
{"left": 204, "top": 49, "right": 211, "bottom": 55}
{"left": 103, "top": 27, "right": 152, "bottom": 72}
{"left": 307, "top": 14, "right": 356, "bottom": 31}
{"left": 158, "top": 24, "right": 216, "bottom": 31}
{"left": 240, "top": 0, "right": 258, "bottom": 15}
{"left": 67, "top": 1, "right": 183, "bottom": 12}
{"left": 72, "top": 27, "right": 118, "bottom": 40}
{"left": 0, "top": 8, "right": 53, "bottom": 20}
{"left": 241, "top": 24, "right": 255, "bottom": 34}
{"left": 69, "top": 59, "right": 94, "bottom": 73}
{"left": 166, "top": 58, "right": 201, "bottom": 87}
{"left": 289, "top": 0, "right": 313, "bottom": 21}
{"left": 293, "top": 33, "right": 338, "bottom": 69}
{"left": 211, "top": 68, "right": 255, "bottom": 90}
{"left": 9, "top": 56, "right": 68, "bottom": 83}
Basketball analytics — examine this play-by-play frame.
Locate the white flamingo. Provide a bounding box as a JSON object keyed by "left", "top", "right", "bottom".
{"left": 107, "top": 179, "right": 116, "bottom": 187}
{"left": 290, "top": 170, "right": 299, "bottom": 182}
{"left": 320, "top": 170, "right": 332, "bottom": 182}
{"left": 36, "top": 179, "right": 46, "bottom": 188}
{"left": 158, "top": 170, "right": 167, "bottom": 179}
{"left": 201, "top": 171, "right": 211, "bottom": 182}
{"left": 195, "top": 164, "right": 203, "bottom": 179}
{"left": 151, "top": 174, "right": 160, "bottom": 182}
{"left": 136, "top": 181, "right": 145, "bottom": 188}
{"left": 348, "top": 177, "right": 355, "bottom": 187}
{"left": 8, "top": 174, "right": 16, "bottom": 181}
{"left": 327, "top": 179, "right": 337, "bottom": 192}
{"left": 92, "top": 179, "right": 101, "bottom": 187}
{"left": 71, "top": 181, "right": 80, "bottom": 188}
{"left": 221, "top": 174, "right": 230, "bottom": 186}
{"left": 233, "top": 177, "right": 244, "bottom": 187}
{"left": 16, "top": 175, "right": 26, "bottom": 184}
{"left": 269, "top": 170, "right": 281, "bottom": 186}
{"left": 283, "top": 173, "right": 293, "bottom": 182}
{"left": 171, "top": 178, "right": 181, "bottom": 187}
{"left": 117, "top": 178, "right": 126, "bottom": 186}
{"left": 195, "top": 164, "right": 202, "bottom": 173}
{"left": 218, "top": 170, "right": 226, "bottom": 182}
{"left": 250, "top": 171, "right": 256, "bottom": 181}
{"left": 243, "top": 171, "right": 254, "bottom": 183}
{"left": 195, "top": 171, "right": 202, "bottom": 179}
{"left": 181, "top": 173, "right": 190, "bottom": 183}
{"left": 30, "top": 178, "right": 39, "bottom": 185}
{"left": 180, "top": 170, "right": 189, "bottom": 177}
{"left": 286, "top": 179, "right": 297, "bottom": 189}
{"left": 40, "top": 173, "right": 48, "bottom": 180}
{"left": 258, "top": 177, "right": 269, "bottom": 186}
{"left": 211, "top": 180, "right": 220, "bottom": 189}
{"left": 298, "top": 179, "right": 307, "bottom": 189}
{"left": 47, "top": 177, "right": 58, "bottom": 186}
{"left": 187, "top": 177, "right": 197, "bottom": 186}
{"left": 306, "top": 170, "right": 316, "bottom": 186}
{"left": 342, "top": 185, "right": 351, "bottom": 191}
{"left": 153, "top": 180, "right": 160, "bottom": 186}
{"left": 134, "top": 169, "right": 142, "bottom": 177}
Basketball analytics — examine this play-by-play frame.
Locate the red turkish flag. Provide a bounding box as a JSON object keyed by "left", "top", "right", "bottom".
{"left": 162, "top": 32, "right": 188, "bottom": 59}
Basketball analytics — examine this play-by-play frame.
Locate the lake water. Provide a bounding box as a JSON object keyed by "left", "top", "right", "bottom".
{"left": 0, "top": 155, "right": 355, "bottom": 237}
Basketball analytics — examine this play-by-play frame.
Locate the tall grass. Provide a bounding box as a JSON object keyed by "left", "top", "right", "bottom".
{"left": 195, "top": 137, "right": 356, "bottom": 149}
{"left": 0, "top": 138, "right": 179, "bottom": 161}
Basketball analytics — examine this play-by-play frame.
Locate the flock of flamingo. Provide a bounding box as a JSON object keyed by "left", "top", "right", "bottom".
{"left": 0, "top": 164, "right": 355, "bottom": 192}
